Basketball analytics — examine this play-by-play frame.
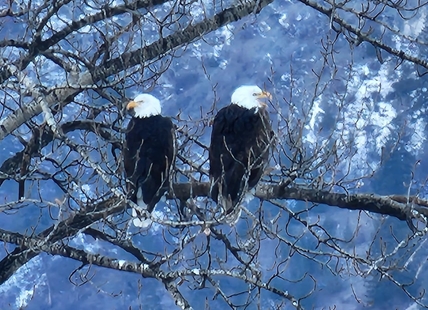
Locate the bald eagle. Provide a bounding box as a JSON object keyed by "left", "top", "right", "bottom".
{"left": 124, "top": 93, "right": 175, "bottom": 221}
{"left": 209, "top": 85, "right": 273, "bottom": 215}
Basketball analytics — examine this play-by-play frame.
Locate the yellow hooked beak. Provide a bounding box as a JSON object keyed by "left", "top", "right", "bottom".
{"left": 257, "top": 91, "right": 272, "bottom": 107}
{"left": 126, "top": 100, "right": 140, "bottom": 110}
{"left": 259, "top": 91, "right": 272, "bottom": 100}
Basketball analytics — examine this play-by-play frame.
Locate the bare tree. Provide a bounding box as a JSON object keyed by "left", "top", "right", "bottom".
{"left": 1, "top": 0, "right": 428, "bottom": 309}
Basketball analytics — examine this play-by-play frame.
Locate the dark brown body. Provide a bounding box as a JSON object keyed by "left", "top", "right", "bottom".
{"left": 124, "top": 115, "right": 175, "bottom": 212}
{"left": 209, "top": 104, "right": 273, "bottom": 213}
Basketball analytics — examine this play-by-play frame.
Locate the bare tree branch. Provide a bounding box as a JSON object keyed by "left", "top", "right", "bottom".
{"left": 171, "top": 182, "right": 425, "bottom": 222}
{"left": 0, "top": 0, "right": 273, "bottom": 141}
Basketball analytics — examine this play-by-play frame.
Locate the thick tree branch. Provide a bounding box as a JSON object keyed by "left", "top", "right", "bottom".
{"left": 0, "top": 0, "right": 170, "bottom": 85}
{"left": 0, "top": 0, "right": 273, "bottom": 142}
{"left": 0, "top": 179, "right": 423, "bottom": 285}
{"left": 0, "top": 227, "right": 300, "bottom": 309}
{"left": 0, "top": 197, "right": 124, "bottom": 284}
{"left": 171, "top": 182, "right": 423, "bottom": 222}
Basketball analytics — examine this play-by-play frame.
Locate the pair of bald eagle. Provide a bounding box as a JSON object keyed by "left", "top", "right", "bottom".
{"left": 124, "top": 85, "right": 273, "bottom": 220}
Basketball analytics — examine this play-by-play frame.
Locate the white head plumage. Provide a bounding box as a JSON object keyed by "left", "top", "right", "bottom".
{"left": 231, "top": 85, "right": 271, "bottom": 109}
{"left": 127, "top": 93, "right": 161, "bottom": 118}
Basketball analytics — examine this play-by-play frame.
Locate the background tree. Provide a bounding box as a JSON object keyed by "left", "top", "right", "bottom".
{"left": 1, "top": 0, "right": 428, "bottom": 309}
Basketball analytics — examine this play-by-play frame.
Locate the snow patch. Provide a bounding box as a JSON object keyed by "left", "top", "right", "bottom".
{"left": 406, "top": 117, "right": 426, "bottom": 154}
{"left": 403, "top": 11, "right": 426, "bottom": 38}
{"left": 0, "top": 256, "right": 47, "bottom": 309}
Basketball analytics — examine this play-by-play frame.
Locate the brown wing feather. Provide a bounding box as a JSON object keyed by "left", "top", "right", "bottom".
{"left": 209, "top": 104, "right": 272, "bottom": 213}
{"left": 124, "top": 115, "right": 175, "bottom": 212}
